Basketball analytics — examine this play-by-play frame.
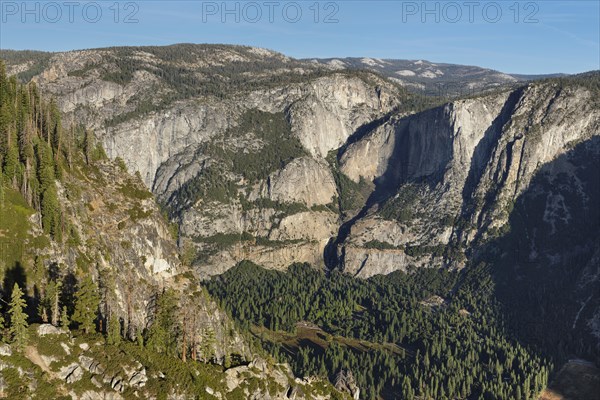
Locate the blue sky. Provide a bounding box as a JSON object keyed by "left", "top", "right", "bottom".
{"left": 1, "top": 0, "right": 598, "bottom": 74}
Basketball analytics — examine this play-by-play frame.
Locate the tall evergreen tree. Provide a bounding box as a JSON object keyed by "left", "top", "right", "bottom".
{"left": 72, "top": 276, "right": 100, "bottom": 334}
{"left": 36, "top": 140, "right": 55, "bottom": 193}
{"left": 41, "top": 185, "right": 60, "bottom": 238}
{"left": 46, "top": 280, "right": 62, "bottom": 326}
{"left": 146, "top": 289, "right": 179, "bottom": 356}
{"left": 107, "top": 313, "right": 122, "bottom": 345}
{"left": 8, "top": 283, "right": 29, "bottom": 351}
{"left": 60, "top": 305, "right": 70, "bottom": 331}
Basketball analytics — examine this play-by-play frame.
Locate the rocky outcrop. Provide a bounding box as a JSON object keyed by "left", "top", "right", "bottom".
{"left": 269, "top": 211, "right": 338, "bottom": 242}
{"left": 224, "top": 358, "right": 349, "bottom": 400}
{"left": 192, "top": 238, "right": 331, "bottom": 278}
{"left": 180, "top": 198, "right": 340, "bottom": 277}
{"left": 0, "top": 345, "right": 11, "bottom": 357}
{"left": 174, "top": 153, "right": 342, "bottom": 275}
{"left": 59, "top": 363, "right": 83, "bottom": 384}
{"left": 0, "top": 150, "right": 248, "bottom": 367}
{"left": 79, "top": 355, "right": 106, "bottom": 376}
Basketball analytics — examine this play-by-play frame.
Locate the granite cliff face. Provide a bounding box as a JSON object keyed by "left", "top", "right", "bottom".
{"left": 336, "top": 82, "right": 600, "bottom": 277}
{"left": 3, "top": 47, "right": 598, "bottom": 286}
{"left": 330, "top": 76, "right": 600, "bottom": 351}
{"left": 3, "top": 45, "right": 405, "bottom": 276}
{"left": 15, "top": 48, "right": 397, "bottom": 189}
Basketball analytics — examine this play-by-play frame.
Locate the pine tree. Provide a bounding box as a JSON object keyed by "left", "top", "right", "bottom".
{"left": 46, "top": 279, "right": 62, "bottom": 326}
{"left": 37, "top": 138, "right": 61, "bottom": 238}
{"left": 72, "top": 276, "right": 100, "bottom": 334}
{"left": 199, "top": 327, "right": 216, "bottom": 362}
{"left": 8, "top": 283, "right": 29, "bottom": 351}
{"left": 402, "top": 376, "right": 414, "bottom": 399}
{"left": 49, "top": 100, "right": 62, "bottom": 161}
{"left": 60, "top": 305, "right": 70, "bottom": 331}
{"left": 107, "top": 313, "right": 121, "bottom": 345}
{"left": 423, "top": 352, "right": 430, "bottom": 369}
{"left": 146, "top": 289, "right": 179, "bottom": 356}
{"left": 36, "top": 140, "right": 55, "bottom": 193}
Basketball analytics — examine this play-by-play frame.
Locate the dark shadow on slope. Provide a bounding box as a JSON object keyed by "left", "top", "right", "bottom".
{"left": 2, "top": 261, "right": 27, "bottom": 301}
{"left": 0, "top": 261, "right": 39, "bottom": 320}
{"left": 60, "top": 271, "right": 78, "bottom": 316}
{"left": 472, "top": 136, "right": 600, "bottom": 367}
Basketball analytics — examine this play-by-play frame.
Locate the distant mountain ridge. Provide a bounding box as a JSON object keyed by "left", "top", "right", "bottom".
{"left": 307, "top": 56, "right": 567, "bottom": 96}
{"left": 0, "top": 45, "right": 566, "bottom": 98}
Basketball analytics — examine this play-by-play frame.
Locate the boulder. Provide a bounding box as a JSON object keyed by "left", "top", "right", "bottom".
{"left": 110, "top": 375, "right": 124, "bottom": 392}
{"left": 128, "top": 369, "right": 148, "bottom": 388}
{"left": 37, "top": 324, "right": 65, "bottom": 336}
{"left": 79, "top": 355, "right": 105, "bottom": 375}
{"left": 0, "top": 344, "right": 12, "bottom": 356}
{"left": 59, "top": 363, "right": 83, "bottom": 384}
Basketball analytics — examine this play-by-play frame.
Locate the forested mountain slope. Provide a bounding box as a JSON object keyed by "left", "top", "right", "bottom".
{"left": 0, "top": 61, "right": 348, "bottom": 399}
{"left": 2, "top": 46, "right": 599, "bottom": 399}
